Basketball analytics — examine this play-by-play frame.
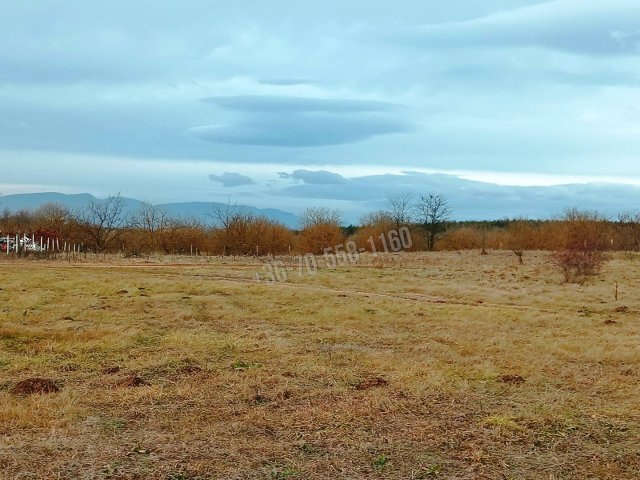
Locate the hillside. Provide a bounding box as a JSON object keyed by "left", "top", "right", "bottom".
{"left": 0, "top": 193, "right": 300, "bottom": 229}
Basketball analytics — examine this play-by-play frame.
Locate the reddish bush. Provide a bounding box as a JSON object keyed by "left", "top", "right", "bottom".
{"left": 551, "top": 209, "right": 608, "bottom": 283}
{"left": 552, "top": 248, "right": 605, "bottom": 283}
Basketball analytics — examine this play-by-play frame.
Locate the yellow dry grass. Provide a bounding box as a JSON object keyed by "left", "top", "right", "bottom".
{"left": 0, "top": 251, "right": 639, "bottom": 479}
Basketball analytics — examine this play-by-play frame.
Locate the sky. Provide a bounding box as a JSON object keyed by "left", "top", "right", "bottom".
{"left": 2, "top": 0, "right": 640, "bottom": 221}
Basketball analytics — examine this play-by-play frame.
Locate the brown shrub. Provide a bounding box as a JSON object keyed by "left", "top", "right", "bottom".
{"left": 552, "top": 248, "right": 605, "bottom": 283}
{"left": 297, "top": 208, "right": 345, "bottom": 255}
{"left": 439, "top": 227, "right": 482, "bottom": 251}
{"left": 551, "top": 209, "right": 608, "bottom": 283}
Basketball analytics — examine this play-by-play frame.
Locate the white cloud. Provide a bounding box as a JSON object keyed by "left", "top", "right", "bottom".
{"left": 402, "top": 0, "right": 640, "bottom": 55}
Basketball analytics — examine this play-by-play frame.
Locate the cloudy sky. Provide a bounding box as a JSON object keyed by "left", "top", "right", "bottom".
{"left": 2, "top": 0, "right": 640, "bottom": 221}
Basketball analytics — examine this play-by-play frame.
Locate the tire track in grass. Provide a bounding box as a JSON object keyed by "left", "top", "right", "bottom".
{"left": 3, "top": 261, "right": 565, "bottom": 315}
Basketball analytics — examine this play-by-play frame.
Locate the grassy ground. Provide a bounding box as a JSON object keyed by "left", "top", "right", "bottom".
{"left": 1, "top": 251, "right": 639, "bottom": 479}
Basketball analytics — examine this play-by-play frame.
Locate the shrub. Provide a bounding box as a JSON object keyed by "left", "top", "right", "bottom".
{"left": 551, "top": 209, "right": 608, "bottom": 283}
{"left": 552, "top": 247, "right": 605, "bottom": 283}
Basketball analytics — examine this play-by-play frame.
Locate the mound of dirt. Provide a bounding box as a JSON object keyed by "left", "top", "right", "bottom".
{"left": 497, "top": 374, "right": 525, "bottom": 384}
{"left": 140, "top": 359, "right": 204, "bottom": 380}
{"left": 252, "top": 394, "right": 271, "bottom": 405}
{"left": 355, "top": 376, "right": 389, "bottom": 390}
{"left": 117, "top": 375, "right": 150, "bottom": 388}
{"left": 10, "top": 378, "right": 60, "bottom": 396}
{"left": 178, "top": 363, "right": 203, "bottom": 375}
{"left": 102, "top": 366, "right": 121, "bottom": 375}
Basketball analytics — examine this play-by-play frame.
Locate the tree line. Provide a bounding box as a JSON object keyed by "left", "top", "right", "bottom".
{"left": 1, "top": 193, "right": 640, "bottom": 260}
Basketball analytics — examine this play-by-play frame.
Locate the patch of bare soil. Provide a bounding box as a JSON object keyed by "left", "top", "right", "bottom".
{"left": 102, "top": 366, "right": 121, "bottom": 374}
{"left": 177, "top": 363, "right": 203, "bottom": 375}
{"left": 116, "top": 375, "right": 149, "bottom": 388}
{"left": 497, "top": 374, "right": 526, "bottom": 384}
{"left": 355, "top": 376, "right": 389, "bottom": 390}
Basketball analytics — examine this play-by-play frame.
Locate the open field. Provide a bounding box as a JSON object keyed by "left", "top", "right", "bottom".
{"left": 1, "top": 251, "right": 639, "bottom": 479}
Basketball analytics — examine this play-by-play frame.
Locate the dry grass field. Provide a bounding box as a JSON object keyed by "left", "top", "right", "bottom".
{"left": 1, "top": 251, "right": 639, "bottom": 479}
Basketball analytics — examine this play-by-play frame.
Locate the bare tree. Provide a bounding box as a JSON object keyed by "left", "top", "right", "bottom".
{"left": 130, "top": 202, "right": 170, "bottom": 253}
{"left": 209, "top": 201, "right": 246, "bottom": 255}
{"left": 415, "top": 194, "right": 451, "bottom": 251}
{"left": 506, "top": 219, "right": 528, "bottom": 264}
{"left": 300, "top": 207, "right": 341, "bottom": 230}
{"left": 210, "top": 201, "right": 280, "bottom": 256}
{"left": 384, "top": 191, "right": 413, "bottom": 228}
{"left": 227, "top": 211, "right": 257, "bottom": 255}
{"left": 161, "top": 216, "right": 203, "bottom": 255}
{"left": 299, "top": 207, "right": 344, "bottom": 254}
{"left": 34, "top": 202, "right": 71, "bottom": 235}
{"left": 614, "top": 211, "right": 640, "bottom": 251}
{"left": 360, "top": 210, "right": 394, "bottom": 228}
{"left": 74, "top": 194, "right": 127, "bottom": 252}
{"left": 0, "top": 208, "right": 10, "bottom": 228}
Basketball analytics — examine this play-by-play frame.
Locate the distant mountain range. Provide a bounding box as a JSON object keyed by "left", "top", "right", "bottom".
{"left": 0, "top": 193, "right": 300, "bottom": 228}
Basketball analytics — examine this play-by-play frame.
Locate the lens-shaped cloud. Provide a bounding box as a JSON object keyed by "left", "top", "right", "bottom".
{"left": 202, "top": 95, "right": 399, "bottom": 113}
{"left": 187, "top": 112, "right": 413, "bottom": 147}
{"left": 258, "top": 77, "right": 314, "bottom": 86}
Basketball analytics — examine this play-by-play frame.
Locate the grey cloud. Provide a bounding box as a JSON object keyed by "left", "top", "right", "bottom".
{"left": 259, "top": 77, "right": 313, "bottom": 86}
{"left": 186, "top": 113, "right": 412, "bottom": 147}
{"left": 209, "top": 172, "right": 255, "bottom": 187}
{"left": 401, "top": 0, "right": 640, "bottom": 56}
{"left": 276, "top": 172, "right": 456, "bottom": 202}
{"left": 279, "top": 169, "right": 347, "bottom": 184}
{"left": 192, "top": 95, "right": 410, "bottom": 148}
{"left": 202, "top": 95, "right": 399, "bottom": 113}
{"left": 274, "top": 171, "right": 640, "bottom": 220}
